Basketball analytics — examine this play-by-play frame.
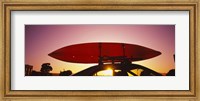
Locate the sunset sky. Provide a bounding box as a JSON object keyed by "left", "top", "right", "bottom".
{"left": 25, "top": 25, "right": 175, "bottom": 74}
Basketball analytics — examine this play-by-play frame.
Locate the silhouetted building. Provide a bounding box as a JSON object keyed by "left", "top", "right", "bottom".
{"left": 25, "top": 64, "right": 33, "bottom": 76}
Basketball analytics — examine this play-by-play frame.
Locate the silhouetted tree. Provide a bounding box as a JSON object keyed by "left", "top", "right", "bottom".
{"left": 59, "top": 70, "right": 72, "bottom": 76}
{"left": 40, "top": 63, "right": 53, "bottom": 76}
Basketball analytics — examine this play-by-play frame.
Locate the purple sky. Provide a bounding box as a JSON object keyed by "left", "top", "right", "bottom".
{"left": 25, "top": 25, "right": 175, "bottom": 74}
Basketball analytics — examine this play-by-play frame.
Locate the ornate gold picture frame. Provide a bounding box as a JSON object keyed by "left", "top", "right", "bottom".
{"left": 0, "top": 0, "right": 199, "bottom": 101}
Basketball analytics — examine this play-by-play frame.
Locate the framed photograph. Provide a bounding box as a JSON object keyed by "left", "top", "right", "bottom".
{"left": 0, "top": 0, "right": 199, "bottom": 100}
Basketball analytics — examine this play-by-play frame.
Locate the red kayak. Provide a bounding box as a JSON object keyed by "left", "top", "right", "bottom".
{"left": 48, "top": 42, "right": 161, "bottom": 63}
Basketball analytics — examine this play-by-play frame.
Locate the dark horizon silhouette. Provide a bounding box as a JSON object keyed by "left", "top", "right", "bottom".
{"left": 25, "top": 60, "right": 175, "bottom": 76}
